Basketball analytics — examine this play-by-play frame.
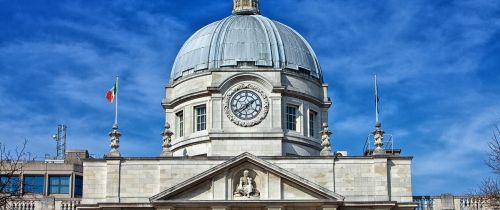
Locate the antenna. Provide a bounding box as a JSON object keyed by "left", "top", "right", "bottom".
{"left": 52, "top": 125, "right": 67, "bottom": 160}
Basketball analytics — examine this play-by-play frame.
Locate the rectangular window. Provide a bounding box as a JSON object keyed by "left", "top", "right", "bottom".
{"left": 176, "top": 111, "right": 184, "bottom": 137}
{"left": 286, "top": 106, "right": 297, "bottom": 131}
{"left": 23, "top": 175, "right": 44, "bottom": 194}
{"left": 74, "top": 176, "right": 83, "bottom": 197}
{"left": 195, "top": 105, "right": 206, "bottom": 131}
{"left": 309, "top": 110, "right": 317, "bottom": 137}
{"left": 0, "top": 175, "right": 19, "bottom": 193}
{"left": 48, "top": 176, "right": 70, "bottom": 194}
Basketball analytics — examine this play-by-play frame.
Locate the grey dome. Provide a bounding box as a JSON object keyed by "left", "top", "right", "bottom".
{"left": 170, "top": 15, "right": 322, "bottom": 82}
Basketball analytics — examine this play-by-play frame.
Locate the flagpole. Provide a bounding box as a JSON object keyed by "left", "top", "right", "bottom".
{"left": 115, "top": 76, "right": 119, "bottom": 125}
{"left": 374, "top": 75, "right": 379, "bottom": 123}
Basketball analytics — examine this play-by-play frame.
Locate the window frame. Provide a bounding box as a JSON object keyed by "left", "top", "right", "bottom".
{"left": 309, "top": 110, "right": 317, "bottom": 137}
{"left": 0, "top": 175, "right": 20, "bottom": 193}
{"left": 23, "top": 175, "right": 45, "bottom": 194}
{"left": 176, "top": 111, "right": 184, "bottom": 137}
{"left": 286, "top": 105, "right": 298, "bottom": 131}
{"left": 48, "top": 175, "right": 70, "bottom": 194}
{"left": 74, "top": 175, "right": 83, "bottom": 197}
{"left": 194, "top": 105, "right": 207, "bottom": 132}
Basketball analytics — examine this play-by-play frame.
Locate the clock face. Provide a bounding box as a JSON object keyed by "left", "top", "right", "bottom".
{"left": 230, "top": 90, "right": 262, "bottom": 120}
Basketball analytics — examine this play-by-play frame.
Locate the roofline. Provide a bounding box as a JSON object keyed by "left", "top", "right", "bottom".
{"left": 83, "top": 155, "right": 413, "bottom": 162}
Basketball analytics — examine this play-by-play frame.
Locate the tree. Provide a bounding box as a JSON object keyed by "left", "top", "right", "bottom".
{"left": 481, "top": 126, "right": 500, "bottom": 207}
{"left": 469, "top": 126, "right": 500, "bottom": 209}
{"left": 0, "top": 140, "right": 28, "bottom": 208}
{"left": 487, "top": 126, "right": 500, "bottom": 175}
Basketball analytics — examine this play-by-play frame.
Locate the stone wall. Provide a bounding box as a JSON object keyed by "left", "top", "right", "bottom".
{"left": 163, "top": 71, "right": 330, "bottom": 157}
{"left": 82, "top": 156, "right": 413, "bottom": 204}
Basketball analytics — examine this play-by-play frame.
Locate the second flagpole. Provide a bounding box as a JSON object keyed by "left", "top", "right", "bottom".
{"left": 115, "top": 76, "right": 119, "bottom": 126}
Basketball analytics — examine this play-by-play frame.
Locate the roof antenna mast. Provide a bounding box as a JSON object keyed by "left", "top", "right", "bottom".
{"left": 53, "top": 124, "right": 67, "bottom": 160}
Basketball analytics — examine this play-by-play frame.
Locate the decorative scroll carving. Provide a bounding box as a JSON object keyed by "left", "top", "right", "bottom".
{"left": 224, "top": 83, "right": 269, "bottom": 127}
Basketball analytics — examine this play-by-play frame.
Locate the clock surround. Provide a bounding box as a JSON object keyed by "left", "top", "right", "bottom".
{"left": 224, "top": 83, "right": 269, "bottom": 127}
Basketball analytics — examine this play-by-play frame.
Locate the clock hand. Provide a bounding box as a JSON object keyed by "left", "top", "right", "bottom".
{"left": 236, "top": 99, "right": 255, "bottom": 114}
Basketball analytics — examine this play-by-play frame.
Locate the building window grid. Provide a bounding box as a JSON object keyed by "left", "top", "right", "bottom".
{"left": 48, "top": 176, "right": 70, "bottom": 194}
{"left": 176, "top": 111, "right": 184, "bottom": 137}
{"left": 286, "top": 106, "right": 297, "bottom": 131}
{"left": 23, "top": 175, "right": 44, "bottom": 194}
{"left": 195, "top": 106, "right": 207, "bottom": 132}
{"left": 0, "top": 175, "right": 20, "bottom": 193}
{"left": 309, "top": 110, "right": 317, "bottom": 137}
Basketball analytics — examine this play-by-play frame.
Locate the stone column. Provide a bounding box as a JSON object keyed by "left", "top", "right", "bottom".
{"left": 373, "top": 156, "right": 390, "bottom": 201}
{"left": 105, "top": 159, "right": 121, "bottom": 203}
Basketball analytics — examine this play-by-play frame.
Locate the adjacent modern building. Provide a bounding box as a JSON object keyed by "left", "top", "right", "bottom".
{"left": 1, "top": 150, "right": 88, "bottom": 210}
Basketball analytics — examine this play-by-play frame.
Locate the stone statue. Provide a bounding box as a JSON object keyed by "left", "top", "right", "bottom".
{"left": 234, "top": 170, "right": 259, "bottom": 198}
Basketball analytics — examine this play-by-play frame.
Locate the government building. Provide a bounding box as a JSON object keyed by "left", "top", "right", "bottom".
{"left": 78, "top": 1, "right": 416, "bottom": 210}
{"left": 3, "top": 1, "right": 490, "bottom": 210}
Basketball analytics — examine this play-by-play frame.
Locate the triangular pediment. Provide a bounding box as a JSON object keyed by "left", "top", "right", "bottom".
{"left": 150, "top": 153, "right": 343, "bottom": 203}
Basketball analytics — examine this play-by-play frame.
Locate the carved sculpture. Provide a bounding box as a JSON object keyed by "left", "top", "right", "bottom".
{"left": 372, "top": 121, "right": 385, "bottom": 155}
{"left": 320, "top": 123, "right": 333, "bottom": 156}
{"left": 160, "top": 123, "right": 174, "bottom": 157}
{"left": 107, "top": 124, "right": 121, "bottom": 157}
{"left": 234, "top": 170, "right": 259, "bottom": 198}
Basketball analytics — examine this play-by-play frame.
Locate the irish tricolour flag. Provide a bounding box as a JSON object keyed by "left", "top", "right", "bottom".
{"left": 106, "top": 81, "right": 118, "bottom": 103}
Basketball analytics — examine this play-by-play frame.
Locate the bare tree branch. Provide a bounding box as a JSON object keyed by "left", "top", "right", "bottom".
{"left": 0, "top": 140, "right": 28, "bottom": 208}
{"left": 487, "top": 126, "right": 500, "bottom": 175}
{"left": 472, "top": 126, "right": 500, "bottom": 209}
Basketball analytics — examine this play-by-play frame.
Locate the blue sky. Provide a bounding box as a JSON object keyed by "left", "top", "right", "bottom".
{"left": 0, "top": 0, "right": 499, "bottom": 196}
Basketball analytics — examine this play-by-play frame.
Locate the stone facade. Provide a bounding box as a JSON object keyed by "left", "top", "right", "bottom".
{"left": 78, "top": 1, "right": 417, "bottom": 210}
{"left": 79, "top": 153, "right": 415, "bottom": 210}
{"left": 164, "top": 71, "right": 330, "bottom": 157}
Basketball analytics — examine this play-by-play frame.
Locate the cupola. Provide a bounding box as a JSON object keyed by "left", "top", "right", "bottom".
{"left": 232, "top": 0, "right": 260, "bottom": 15}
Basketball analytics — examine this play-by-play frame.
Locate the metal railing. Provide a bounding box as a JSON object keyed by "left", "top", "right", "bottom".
{"left": 362, "top": 133, "right": 394, "bottom": 155}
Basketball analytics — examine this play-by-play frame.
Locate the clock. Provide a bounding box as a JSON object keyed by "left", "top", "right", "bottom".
{"left": 230, "top": 90, "right": 262, "bottom": 120}
{"left": 224, "top": 83, "right": 269, "bottom": 127}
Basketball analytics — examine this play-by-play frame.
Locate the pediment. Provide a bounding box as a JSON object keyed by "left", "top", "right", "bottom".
{"left": 150, "top": 153, "right": 343, "bottom": 203}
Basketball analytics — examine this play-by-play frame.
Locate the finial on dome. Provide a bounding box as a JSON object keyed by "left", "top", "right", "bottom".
{"left": 233, "top": 0, "right": 260, "bottom": 15}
